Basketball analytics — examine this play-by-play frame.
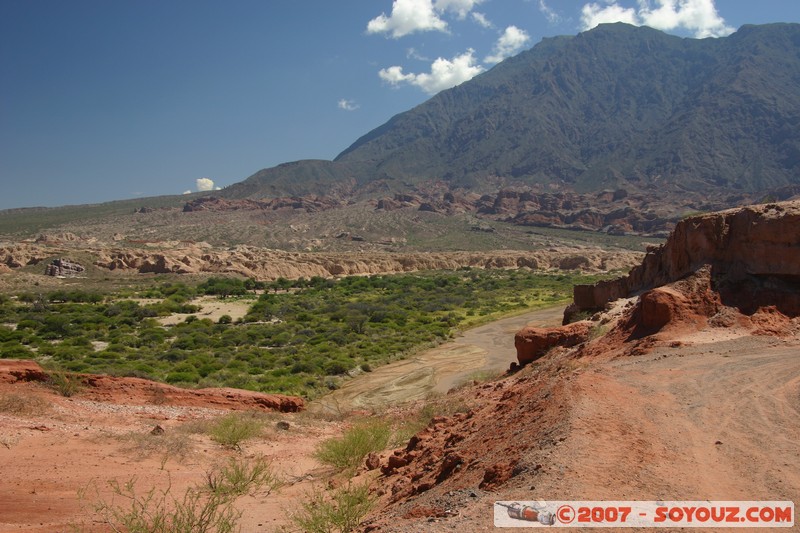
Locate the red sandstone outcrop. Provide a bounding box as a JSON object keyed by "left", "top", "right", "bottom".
{"left": 572, "top": 201, "right": 800, "bottom": 316}
{"left": 371, "top": 188, "right": 673, "bottom": 234}
{"left": 0, "top": 359, "right": 303, "bottom": 412}
{"left": 514, "top": 322, "right": 591, "bottom": 365}
{"left": 0, "top": 360, "right": 50, "bottom": 384}
{"left": 79, "top": 376, "right": 304, "bottom": 413}
{"left": 518, "top": 202, "right": 800, "bottom": 365}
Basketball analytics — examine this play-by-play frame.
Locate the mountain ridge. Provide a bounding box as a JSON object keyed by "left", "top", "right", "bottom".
{"left": 224, "top": 22, "right": 800, "bottom": 204}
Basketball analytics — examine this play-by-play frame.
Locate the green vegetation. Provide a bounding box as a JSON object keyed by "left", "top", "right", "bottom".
{"left": 314, "top": 418, "right": 392, "bottom": 473}
{"left": 0, "top": 270, "right": 604, "bottom": 398}
{"left": 87, "top": 455, "right": 279, "bottom": 533}
{"left": 205, "top": 456, "right": 282, "bottom": 498}
{"left": 45, "top": 370, "right": 83, "bottom": 397}
{"left": 290, "top": 482, "right": 375, "bottom": 533}
{"left": 206, "top": 412, "right": 265, "bottom": 449}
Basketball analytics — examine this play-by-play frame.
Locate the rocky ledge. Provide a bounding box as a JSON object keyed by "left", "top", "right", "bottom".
{"left": 515, "top": 201, "right": 800, "bottom": 365}
{"left": 570, "top": 201, "right": 800, "bottom": 317}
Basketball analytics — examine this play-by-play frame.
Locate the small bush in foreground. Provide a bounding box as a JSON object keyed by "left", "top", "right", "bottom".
{"left": 46, "top": 370, "right": 83, "bottom": 397}
{"left": 94, "top": 478, "right": 238, "bottom": 533}
{"left": 117, "top": 430, "right": 194, "bottom": 465}
{"left": 314, "top": 418, "right": 391, "bottom": 473}
{"left": 290, "top": 482, "right": 374, "bottom": 533}
{"left": 86, "top": 458, "right": 280, "bottom": 533}
{"left": 205, "top": 456, "right": 282, "bottom": 498}
{"left": 207, "top": 412, "right": 264, "bottom": 449}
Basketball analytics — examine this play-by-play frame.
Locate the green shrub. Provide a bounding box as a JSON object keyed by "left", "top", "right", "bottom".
{"left": 89, "top": 476, "right": 239, "bottom": 533}
{"left": 205, "top": 456, "right": 282, "bottom": 498}
{"left": 314, "top": 419, "right": 391, "bottom": 473}
{"left": 207, "top": 412, "right": 264, "bottom": 449}
{"left": 290, "top": 482, "right": 374, "bottom": 533}
{"left": 165, "top": 371, "right": 201, "bottom": 384}
{"left": 46, "top": 370, "right": 82, "bottom": 397}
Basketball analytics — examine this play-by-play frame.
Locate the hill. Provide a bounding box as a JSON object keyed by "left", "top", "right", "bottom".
{"left": 226, "top": 23, "right": 800, "bottom": 206}
{"left": 3, "top": 23, "right": 800, "bottom": 244}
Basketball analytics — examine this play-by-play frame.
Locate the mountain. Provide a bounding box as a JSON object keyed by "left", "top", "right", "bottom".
{"left": 223, "top": 22, "right": 800, "bottom": 203}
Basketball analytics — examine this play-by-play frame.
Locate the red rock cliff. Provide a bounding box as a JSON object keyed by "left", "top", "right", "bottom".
{"left": 572, "top": 201, "right": 800, "bottom": 316}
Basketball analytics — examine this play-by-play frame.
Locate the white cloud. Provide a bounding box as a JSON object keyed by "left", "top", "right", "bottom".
{"left": 580, "top": 0, "right": 733, "bottom": 38}
{"left": 639, "top": 0, "right": 733, "bottom": 38}
{"left": 196, "top": 178, "right": 215, "bottom": 192}
{"left": 379, "top": 65, "right": 416, "bottom": 85}
{"left": 367, "top": 0, "right": 447, "bottom": 38}
{"left": 471, "top": 12, "right": 493, "bottom": 29}
{"left": 338, "top": 99, "right": 360, "bottom": 111}
{"left": 538, "top": 0, "right": 562, "bottom": 24}
{"left": 407, "top": 47, "right": 430, "bottom": 61}
{"left": 485, "top": 26, "right": 531, "bottom": 64}
{"left": 379, "top": 49, "right": 485, "bottom": 94}
{"left": 581, "top": 2, "right": 638, "bottom": 29}
{"left": 435, "top": 0, "right": 484, "bottom": 19}
{"left": 366, "top": 0, "right": 486, "bottom": 38}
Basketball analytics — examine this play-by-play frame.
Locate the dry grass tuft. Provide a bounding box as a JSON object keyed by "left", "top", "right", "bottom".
{"left": 0, "top": 392, "right": 51, "bottom": 416}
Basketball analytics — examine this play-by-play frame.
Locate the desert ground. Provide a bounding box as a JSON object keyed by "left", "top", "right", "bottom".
{"left": 1, "top": 301, "right": 797, "bottom": 532}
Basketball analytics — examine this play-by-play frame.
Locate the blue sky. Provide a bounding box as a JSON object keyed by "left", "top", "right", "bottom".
{"left": 2, "top": 0, "right": 799, "bottom": 209}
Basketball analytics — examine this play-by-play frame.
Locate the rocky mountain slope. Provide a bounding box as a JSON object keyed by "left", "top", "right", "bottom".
{"left": 4, "top": 23, "right": 800, "bottom": 243}
{"left": 227, "top": 23, "right": 800, "bottom": 209}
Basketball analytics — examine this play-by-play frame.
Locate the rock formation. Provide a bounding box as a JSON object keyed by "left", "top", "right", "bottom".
{"left": 514, "top": 322, "right": 591, "bottom": 365}
{"left": 183, "top": 195, "right": 342, "bottom": 213}
{"left": 91, "top": 247, "right": 638, "bottom": 279}
{"left": 0, "top": 359, "right": 49, "bottom": 384}
{"left": 0, "top": 359, "right": 303, "bottom": 412}
{"left": 571, "top": 201, "right": 800, "bottom": 316}
{"left": 516, "top": 201, "right": 800, "bottom": 365}
{"left": 371, "top": 188, "right": 674, "bottom": 235}
{"left": 44, "top": 258, "right": 85, "bottom": 277}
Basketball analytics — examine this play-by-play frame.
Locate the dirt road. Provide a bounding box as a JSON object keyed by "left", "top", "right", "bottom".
{"left": 310, "top": 305, "right": 565, "bottom": 414}
{"left": 402, "top": 333, "right": 800, "bottom": 533}
{"left": 510, "top": 334, "right": 800, "bottom": 503}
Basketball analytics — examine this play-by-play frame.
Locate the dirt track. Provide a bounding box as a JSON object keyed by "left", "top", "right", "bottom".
{"left": 395, "top": 333, "right": 800, "bottom": 533}
{"left": 500, "top": 334, "right": 800, "bottom": 508}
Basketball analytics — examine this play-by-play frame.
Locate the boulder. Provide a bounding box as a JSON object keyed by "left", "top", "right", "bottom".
{"left": 44, "top": 258, "right": 85, "bottom": 277}
{"left": 515, "top": 322, "right": 591, "bottom": 365}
